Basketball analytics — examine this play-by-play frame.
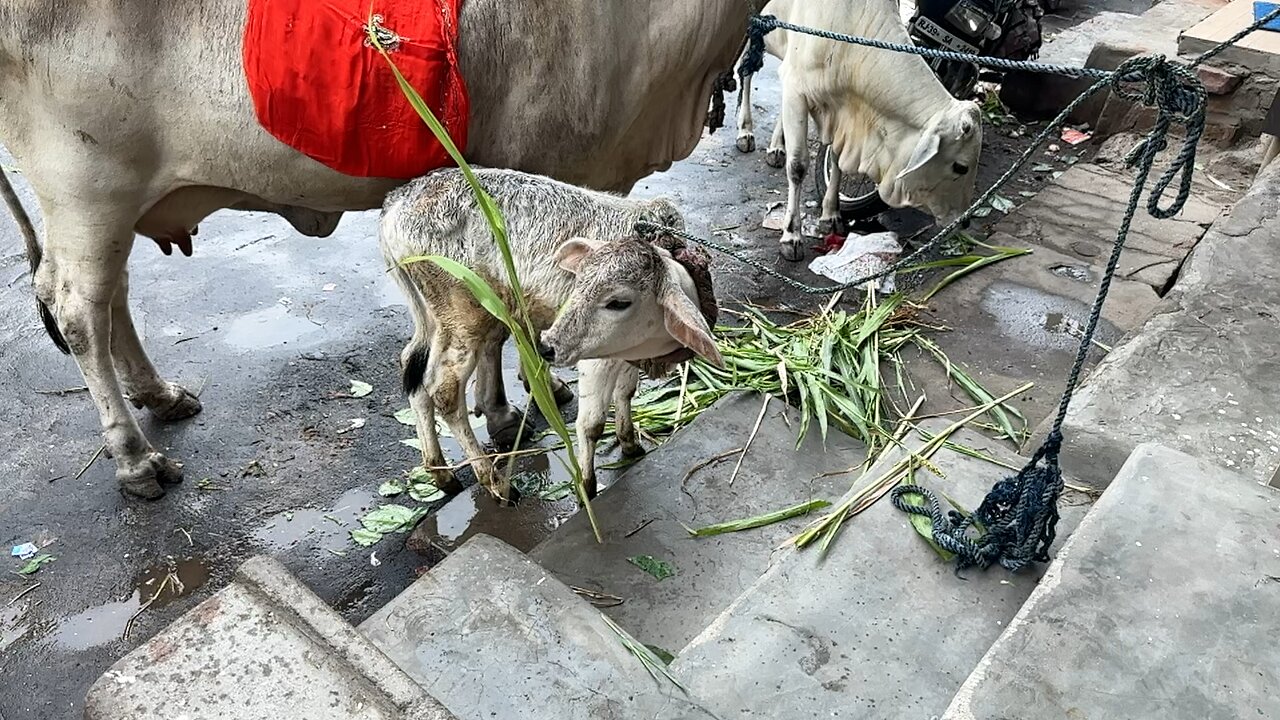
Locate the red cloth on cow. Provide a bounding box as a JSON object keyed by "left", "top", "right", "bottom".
{"left": 242, "top": 0, "right": 468, "bottom": 179}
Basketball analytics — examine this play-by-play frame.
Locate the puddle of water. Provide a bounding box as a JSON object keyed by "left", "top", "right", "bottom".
{"left": 252, "top": 487, "right": 379, "bottom": 554}
{"left": 45, "top": 557, "right": 209, "bottom": 651}
{"left": 980, "top": 281, "right": 1116, "bottom": 352}
{"left": 223, "top": 304, "right": 321, "bottom": 351}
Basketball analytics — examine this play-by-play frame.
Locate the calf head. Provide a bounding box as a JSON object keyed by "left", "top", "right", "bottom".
{"left": 539, "top": 237, "right": 724, "bottom": 369}
{"left": 883, "top": 100, "right": 983, "bottom": 221}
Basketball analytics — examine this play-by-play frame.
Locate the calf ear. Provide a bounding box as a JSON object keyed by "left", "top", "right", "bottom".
{"left": 660, "top": 278, "right": 724, "bottom": 369}
{"left": 555, "top": 237, "right": 606, "bottom": 274}
{"left": 897, "top": 130, "right": 941, "bottom": 179}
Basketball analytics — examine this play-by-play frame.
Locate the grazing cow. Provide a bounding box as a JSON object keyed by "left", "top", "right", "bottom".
{"left": 380, "top": 168, "right": 722, "bottom": 501}
{"left": 0, "top": 0, "right": 758, "bottom": 498}
{"left": 735, "top": 0, "right": 984, "bottom": 260}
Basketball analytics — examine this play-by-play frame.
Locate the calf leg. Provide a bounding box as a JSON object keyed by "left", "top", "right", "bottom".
{"left": 779, "top": 86, "right": 811, "bottom": 261}
{"left": 518, "top": 362, "right": 574, "bottom": 407}
{"left": 612, "top": 364, "right": 644, "bottom": 459}
{"left": 736, "top": 63, "right": 757, "bottom": 153}
{"left": 36, "top": 210, "right": 180, "bottom": 499}
{"left": 573, "top": 358, "right": 626, "bottom": 499}
{"left": 111, "top": 270, "right": 203, "bottom": 421}
{"left": 401, "top": 340, "right": 462, "bottom": 495}
{"left": 430, "top": 331, "right": 508, "bottom": 502}
{"left": 472, "top": 332, "right": 524, "bottom": 448}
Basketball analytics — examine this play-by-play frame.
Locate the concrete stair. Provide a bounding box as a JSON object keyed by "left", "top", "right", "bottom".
{"left": 529, "top": 391, "right": 867, "bottom": 654}
{"left": 668, "top": 419, "right": 1091, "bottom": 719}
{"left": 944, "top": 444, "right": 1280, "bottom": 719}
{"left": 359, "top": 534, "right": 717, "bottom": 720}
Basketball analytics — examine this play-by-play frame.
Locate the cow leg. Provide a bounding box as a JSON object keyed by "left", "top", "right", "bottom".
{"left": 574, "top": 358, "right": 625, "bottom": 499}
{"left": 612, "top": 363, "right": 644, "bottom": 459}
{"left": 473, "top": 331, "right": 524, "bottom": 448}
{"left": 736, "top": 66, "right": 756, "bottom": 153}
{"left": 765, "top": 110, "right": 787, "bottom": 169}
{"left": 779, "top": 87, "right": 810, "bottom": 261}
{"left": 818, "top": 144, "right": 843, "bottom": 236}
{"left": 111, "top": 270, "right": 203, "bottom": 421}
{"left": 35, "top": 213, "right": 180, "bottom": 499}
{"left": 431, "top": 331, "right": 508, "bottom": 502}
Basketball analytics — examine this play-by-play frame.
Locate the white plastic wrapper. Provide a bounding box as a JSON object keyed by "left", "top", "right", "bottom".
{"left": 807, "top": 231, "right": 902, "bottom": 293}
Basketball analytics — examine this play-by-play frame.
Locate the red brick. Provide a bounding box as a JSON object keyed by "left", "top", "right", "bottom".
{"left": 1196, "top": 65, "right": 1244, "bottom": 95}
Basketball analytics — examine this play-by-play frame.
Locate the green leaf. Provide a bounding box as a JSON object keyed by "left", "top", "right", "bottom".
{"left": 395, "top": 407, "right": 417, "bottom": 426}
{"left": 15, "top": 553, "right": 55, "bottom": 576}
{"left": 989, "top": 195, "right": 1016, "bottom": 214}
{"left": 378, "top": 480, "right": 404, "bottom": 497}
{"left": 401, "top": 437, "right": 422, "bottom": 450}
{"left": 349, "top": 380, "right": 374, "bottom": 398}
{"left": 627, "top": 555, "right": 676, "bottom": 581}
{"left": 687, "top": 500, "right": 831, "bottom": 537}
{"left": 409, "top": 483, "right": 447, "bottom": 503}
{"left": 360, "top": 504, "right": 426, "bottom": 534}
{"left": 645, "top": 645, "right": 676, "bottom": 666}
{"left": 350, "top": 528, "right": 383, "bottom": 547}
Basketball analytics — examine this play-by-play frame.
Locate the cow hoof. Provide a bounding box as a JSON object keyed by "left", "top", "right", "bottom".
{"left": 817, "top": 217, "right": 843, "bottom": 237}
{"left": 779, "top": 241, "right": 805, "bottom": 262}
{"left": 765, "top": 148, "right": 786, "bottom": 169}
{"left": 621, "top": 442, "right": 647, "bottom": 460}
{"left": 117, "top": 453, "right": 184, "bottom": 499}
{"left": 736, "top": 134, "right": 756, "bottom": 153}
{"left": 149, "top": 385, "right": 203, "bottom": 422}
{"left": 552, "top": 378, "right": 575, "bottom": 406}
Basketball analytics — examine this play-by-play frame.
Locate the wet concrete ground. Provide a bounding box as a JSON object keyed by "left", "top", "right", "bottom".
{"left": 0, "top": 10, "right": 1222, "bottom": 713}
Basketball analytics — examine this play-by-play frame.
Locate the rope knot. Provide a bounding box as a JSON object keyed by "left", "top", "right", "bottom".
{"left": 1106, "top": 54, "right": 1207, "bottom": 220}
{"left": 740, "top": 15, "right": 778, "bottom": 80}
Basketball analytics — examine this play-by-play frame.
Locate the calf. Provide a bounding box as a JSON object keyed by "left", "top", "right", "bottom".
{"left": 380, "top": 168, "right": 722, "bottom": 501}
{"left": 736, "top": 0, "right": 984, "bottom": 260}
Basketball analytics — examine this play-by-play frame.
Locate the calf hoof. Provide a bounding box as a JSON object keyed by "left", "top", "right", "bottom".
{"left": 736, "top": 134, "right": 756, "bottom": 153}
{"left": 621, "top": 442, "right": 647, "bottom": 460}
{"left": 117, "top": 453, "right": 184, "bottom": 500}
{"left": 552, "top": 378, "right": 575, "bottom": 407}
{"left": 149, "top": 384, "right": 203, "bottom": 422}
{"left": 487, "top": 409, "right": 528, "bottom": 449}
{"left": 779, "top": 240, "right": 805, "bottom": 262}
{"left": 765, "top": 148, "right": 786, "bottom": 169}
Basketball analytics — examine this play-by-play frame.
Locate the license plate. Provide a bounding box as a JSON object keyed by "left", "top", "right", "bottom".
{"left": 913, "top": 15, "right": 980, "bottom": 55}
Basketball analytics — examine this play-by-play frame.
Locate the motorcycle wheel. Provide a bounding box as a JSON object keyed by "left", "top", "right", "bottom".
{"left": 813, "top": 144, "right": 890, "bottom": 227}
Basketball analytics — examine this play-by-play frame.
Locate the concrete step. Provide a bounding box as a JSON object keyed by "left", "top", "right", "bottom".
{"left": 528, "top": 390, "right": 868, "bottom": 656}
{"left": 943, "top": 443, "right": 1280, "bottom": 719}
{"left": 668, "top": 419, "right": 1094, "bottom": 719}
{"left": 1057, "top": 160, "right": 1280, "bottom": 490}
{"left": 83, "top": 556, "right": 455, "bottom": 720}
{"left": 358, "top": 534, "right": 718, "bottom": 720}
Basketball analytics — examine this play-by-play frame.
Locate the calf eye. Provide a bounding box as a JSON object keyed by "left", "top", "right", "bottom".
{"left": 605, "top": 299, "right": 633, "bottom": 311}
{"left": 952, "top": 162, "right": 970, "bottom": 175}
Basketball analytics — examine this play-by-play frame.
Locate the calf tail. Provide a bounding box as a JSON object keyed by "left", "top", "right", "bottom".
{"left": 0, "top": 170, "right": 69, "bottom": 354}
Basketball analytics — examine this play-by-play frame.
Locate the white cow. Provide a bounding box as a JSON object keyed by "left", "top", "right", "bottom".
{"left": 736, "top": 0, "right": 984, "bottom": 259}
{"left": 0, "top": 0, "right": 757, "bottom": 498}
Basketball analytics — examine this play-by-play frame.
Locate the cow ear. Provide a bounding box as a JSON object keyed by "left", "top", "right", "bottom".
{"left": 660, "top": 272, "right": 723, "bottom": 369}
{"left": 897, "top": 131, "right": 942, "bottom": 179}
{"left": 555, "top": 237, "right": 605, "bottom": 274}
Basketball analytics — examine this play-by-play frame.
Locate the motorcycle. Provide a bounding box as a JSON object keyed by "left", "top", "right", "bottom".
{"left": 815, "top": 0, "right": 1045, "bottom": 228}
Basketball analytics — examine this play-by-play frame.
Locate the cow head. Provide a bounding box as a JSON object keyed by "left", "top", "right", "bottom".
{"left": 882, "top": 100, "right": 983, "bottom": 222}
{"left": 538, "top": 236, "right": 723, "bottom": 369}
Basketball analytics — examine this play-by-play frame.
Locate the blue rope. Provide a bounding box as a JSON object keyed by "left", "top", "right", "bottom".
{"left": 642, "top": 4, "right": 1280, "bottom": 572}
